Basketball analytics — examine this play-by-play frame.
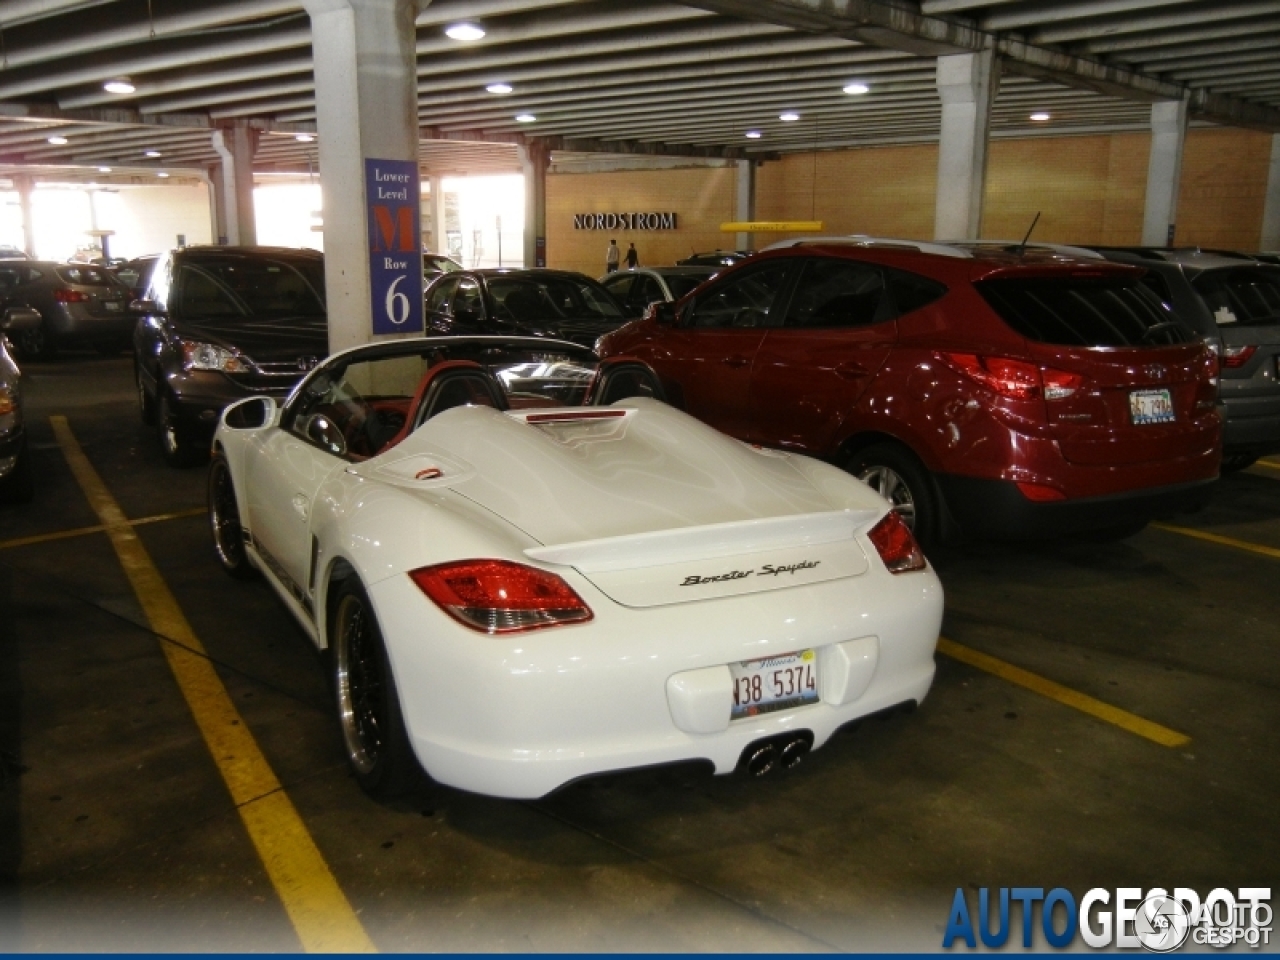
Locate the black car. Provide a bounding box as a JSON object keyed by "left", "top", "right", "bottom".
{"left": 423, "top": 268, "right": 631, "bottom": 347}
{"left": 675, "top": 250, "right": 753, "bottom": 268}
{"left": 132, "top": 246, "right": 329, "bottom": 467}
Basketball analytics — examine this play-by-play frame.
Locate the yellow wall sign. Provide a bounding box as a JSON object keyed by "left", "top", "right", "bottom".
{"left": 720, "top": 221, "right": 824, "bottom": 232}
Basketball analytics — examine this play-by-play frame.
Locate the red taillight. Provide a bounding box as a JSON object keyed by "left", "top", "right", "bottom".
{"left": 1221, "top": 345, "right": 1257, "bottom": 369}
{"left": 54, "top": 288, "right": 89, "bottom": 303}
{"left": 866, "top": 511, "right": 926, "bottom": 574}
{"left": 939, "top": 352, "right": 1082, "bottom": 401}
{"left": 409, "top": 559, "right": 593, "bottom": 633}
{"left": 1016, "top": 481, "right": 1066, "bottom": 502}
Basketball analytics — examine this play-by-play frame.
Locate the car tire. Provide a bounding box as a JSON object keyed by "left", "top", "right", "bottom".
{"left": 156, "top": 391, "right": 204, "bottom": 468}
{"left": 1221, "top": 453, "right": 1258, "bottom": 474}
{"left": 207, "top": 451, "right": 257, "bottom": 580}
{"left": 135, "top": 364, "right": 156, "bottom": 426}
{"left": 331, "top": 578, "right": 422, "bottom": 798}
{"left": 15, "top": 319, "right": 57, "bottom": 361}
{"left": 0, "top": 440, "right": 34, "bottom": 504}
{"left": 845, "top": 442, "right": 941, "bottom": 547}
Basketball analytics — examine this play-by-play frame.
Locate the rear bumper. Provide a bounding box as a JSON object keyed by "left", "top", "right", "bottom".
{"left": 1222, "top": 395, "right": 1280, "bottom": 457}
{"left": 936, "top": 473, "right": 1218, "bottom": 539}
{"left": 46, "top": 303, "right": 135, "bottom": 342}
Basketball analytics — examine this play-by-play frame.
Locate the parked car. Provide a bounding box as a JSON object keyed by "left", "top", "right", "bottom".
{"left": 114, "top": 254, "right": 159, "bottom": 300}
{"left": 423, "top": 252, "right": 462, "bottom": 283}
{"left": 132, "top": 246, "right": 329, "bottom": 467}
{"left": 676, "top": 250, "right": 752, "bottom": 268}
{"left": 599, "top": 266, "right": 718, "bottom": 316}
{"left": 598, "top": 239, "right": 1222, "bottom": 545}
{"left": 0, "top": 260, "right": 133, "bottom": 359}
{"left": 0, "top": 246, "right": 30, "bottom": 261}
{"left": 0, "top": 304, "right": 42, "bottom": 502}
{"left": 1084, "top": 247, "right": 1280, "bottom": 472}
{"left": 206, "top": 334, "right": 942, "bottom": 799}
{"left": 424, "top": 268, "right": 632, "bottom": 347}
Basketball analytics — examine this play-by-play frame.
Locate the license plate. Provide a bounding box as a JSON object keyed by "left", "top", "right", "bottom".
{"left": 104, "top": 300, "right": 121, "bottom": 312}
{"left": 730, "top": 649, "right": 819, "bottom": 719}
{"left": 1129, "top": 388, "right": 1174, "bottom": 425}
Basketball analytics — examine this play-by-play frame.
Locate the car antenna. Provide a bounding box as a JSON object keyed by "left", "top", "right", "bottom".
{"left": 1016, "top": 211, "right": 1041, "bottom": 257}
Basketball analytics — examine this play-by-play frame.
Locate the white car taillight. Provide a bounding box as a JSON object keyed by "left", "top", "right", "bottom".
{"left": 409, "top": 559, "right": 593, "bottom": 633}
{"left": 866, "top": 512, "right": 926, "bottom": 574}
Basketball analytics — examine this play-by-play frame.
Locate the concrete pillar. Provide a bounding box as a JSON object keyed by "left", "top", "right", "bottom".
{"left": 428, "top": 174, "right": 448, "bottom": 253}
{"left": 202, "top": 168, "right": 226, "bottom": 244}
{"left": 12, "top": 175, "right": 35, "bottom": 257}
{"left": 735, "top": 159, "right": 756, "bottom": 252}
{"left": 1142, "top": 98, "right": 1189, "bottom": 247}
{"left": 934, "top": 47, "right": 999, "bottom": 241}
{"left": 211, "top": 125, "right": 259, "bottom": 245}
{"left": 305, "top": 0, "right": 421, "bottom": 353}
{"left": 1260, "top": 134, "right": 1280, "bottom": 251}
{"left": 519, "top": 141, "right": 550, "bottom": 268}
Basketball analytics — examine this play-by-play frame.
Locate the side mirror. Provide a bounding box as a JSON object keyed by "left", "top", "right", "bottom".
{"left": 0, "top": 307, "right": 41, "bottom": 332}
{"left": 221, "top": 396, "right": 277, "bottom": 430}
{"left": 651, "top": 301, "right": 676, "bottom": 326}
{"left": 130, "top": 298, "right": 164, "bottom": 316}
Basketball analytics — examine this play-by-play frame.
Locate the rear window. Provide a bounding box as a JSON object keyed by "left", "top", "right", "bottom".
{"left": 975, "top": 275, "right": 1192, "bottom": 347}
{"left": 57, "top": 265, "right": 116, "bottom": 286}
{"left": 1191, "top": 267, "right": 1280, "bottom": 326}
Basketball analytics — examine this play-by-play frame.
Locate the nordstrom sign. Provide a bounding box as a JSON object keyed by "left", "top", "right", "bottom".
{"left": 573, "top": 212, "right": 678, "bottom": 230}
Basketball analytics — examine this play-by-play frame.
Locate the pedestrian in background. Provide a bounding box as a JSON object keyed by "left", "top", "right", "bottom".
{"left": 606, "top": 238, "right": 620, "bottom": 273}
{"left": 625, "top": 242, "right": 639, "bottom": 269}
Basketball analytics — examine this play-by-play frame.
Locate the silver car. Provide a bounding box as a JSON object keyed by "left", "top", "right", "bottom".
{"left": 0, "top": 260, "right": 132, "bottom": 360}
{"left": 598, "top": 266, "right": 718, "bottom": 316}
{"left": 0, "top": 305, "right": 40, "bottom": 502}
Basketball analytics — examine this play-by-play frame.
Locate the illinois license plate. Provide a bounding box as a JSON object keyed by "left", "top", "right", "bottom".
{"left": 730, "top": 649, "right": 819, "bottom": 720}
{"left": 1129, "top": 388, "right": 1174, "bottom": 425}
{"left": 104, "top": 300, "right": 122, "bottom": 311}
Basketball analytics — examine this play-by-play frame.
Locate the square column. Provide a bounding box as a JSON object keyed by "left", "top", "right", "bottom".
{"left": 211, "top": 125, "right": 259, "bottom": 245}
{"left": 1142, "top": 98, "right": 1189, "bottom": 247}
{"left": 519, "top": 142, "right": 550, "bottom": 268}
{"left": 934, "top": 48, "right": 998, "bottom": 241}
{"left": 305, "top": 0, "right": 422, "bottom": 353}
{"left": 735, "top": 160, "right": 756, "bottom": 252}
{"left": 12, "top": 175, "right": 35, "bottom": 257}
{"left": 427, "top": 175, "right": 449, "bottom": 254}
{"left": 1261, "top": 134, "right": 1280, "bottom": 252}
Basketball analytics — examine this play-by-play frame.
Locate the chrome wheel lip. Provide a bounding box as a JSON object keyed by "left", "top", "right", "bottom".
{"left": 856, "top": 464, "right": 918, "bottom": 530}
{"left": 334, "top": 593, "right": 383, "bottom": 776}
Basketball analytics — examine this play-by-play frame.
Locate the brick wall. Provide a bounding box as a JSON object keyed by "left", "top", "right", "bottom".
{"left": 543, "top": 128, "right": 1275, "bottom": 269}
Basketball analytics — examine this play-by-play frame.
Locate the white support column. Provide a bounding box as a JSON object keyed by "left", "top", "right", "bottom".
{"left": 934, "top": 47, "right": 999, "bottom": 241}
{"left": 428, "top": 174, "right": 448, "bottom": 253}
{"left": 735, "top": 159, "right": 756, "bottom": 252}
{"left": 211, "top": 124, "right": 259, "bottom": 245}
{"left": 519, "top": 141, "right": 550, "bottom": 268}
{"left": 201, "top": 168, "right": 224, "bottom": 244}
{"left": 1142, "top": 98, "right": 1189, "bottom": 247}
{"left": 1261, "top": 133, "right": 1280, "bottom": 252}
{"left": 12, "top": 175, "right": 35, "bottom": 257}
{"left": 305, "top": 0, "right": 421, "bottom": 353}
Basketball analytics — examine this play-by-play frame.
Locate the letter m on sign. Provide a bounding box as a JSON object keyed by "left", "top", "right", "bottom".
{"left": 372, "top": 205, "right": 414, "bottom": 252}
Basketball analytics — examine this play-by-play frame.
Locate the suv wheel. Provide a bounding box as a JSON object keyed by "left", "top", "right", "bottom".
{"left": 135, "top": 364, "right": 156, "bottom": 425}
{"left": 16, "top": 319, "right": 57, "bottom": 361}
{"left": 846, "top": 443, "right": 940, "bottom": 547}
{"left": 156, "top": 391, "right": 204, "bottom": 468}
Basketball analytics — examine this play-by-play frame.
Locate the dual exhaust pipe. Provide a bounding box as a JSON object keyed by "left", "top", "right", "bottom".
{"left": 740, "top": 731, "right": 813, "bottom": 777}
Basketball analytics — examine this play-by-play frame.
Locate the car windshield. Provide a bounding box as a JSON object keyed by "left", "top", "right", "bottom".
{"left": 488, "top": 276, "right": 624, "bottom": 323}
{"left": 178, "top": 255, "right": 326, "bottom": 319}
{"left": 1191, "top": 267, "right": 1280, "bottom": 326}
{"left": 975, "top": 274, "right": 1194, "bottom": 347}
{"left": 424, "top": 255, "right": 461, "bottom": 274}
{"left": 664, "top": 275, "right": 710, "bottom": 300}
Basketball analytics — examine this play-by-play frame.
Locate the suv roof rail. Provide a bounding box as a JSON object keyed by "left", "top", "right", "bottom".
{"left": 761, "top": 235, "right": 973, "bottom": 259}
{"left": 943, "top": 240, "right": 1106, "bottom": 261}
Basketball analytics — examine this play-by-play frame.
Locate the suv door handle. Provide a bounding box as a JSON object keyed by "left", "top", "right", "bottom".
{"left": 723, "top": 355, "right": 750, "bottom": 368}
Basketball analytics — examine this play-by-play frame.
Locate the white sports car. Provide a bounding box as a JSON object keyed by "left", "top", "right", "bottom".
{"left": 208, "top": 336, "right": 943, "bottom": 799}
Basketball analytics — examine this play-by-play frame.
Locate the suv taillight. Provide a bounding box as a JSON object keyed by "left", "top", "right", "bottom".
{"left": 54, "top": 288, "right": 89, "bottom": 303}
{"left": 866, "top": 511, "right": 926, "bottom": 574}
{"left": 939, "top": 352, "right": 1083, "bottom": 401}
{"left": 409, "top": 559, "right": 593, "bottom": 633}
{"left": 1222, "top": 345, "right": 1257, "bottom": 369}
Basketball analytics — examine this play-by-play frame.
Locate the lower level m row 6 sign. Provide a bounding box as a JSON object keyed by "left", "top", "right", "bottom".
{"left": 366, "top": 157, "right": 423, "bottom": 336}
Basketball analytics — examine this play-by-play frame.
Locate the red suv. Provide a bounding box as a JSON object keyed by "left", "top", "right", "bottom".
{"left": 597, "top": 240, "right": 1221, "bottom": 543}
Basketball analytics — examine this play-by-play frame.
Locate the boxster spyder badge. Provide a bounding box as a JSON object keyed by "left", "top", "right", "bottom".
{"left": 206, "top": 336, "right": 942, "bottom": 800}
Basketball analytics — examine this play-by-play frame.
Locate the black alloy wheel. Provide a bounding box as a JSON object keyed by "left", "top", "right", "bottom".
{"left": 207, "top": 451, "right": 257, "bottom": 579}
{"left": 135, "top": 364, "right": 156, "bottom": 425}
{"left": 156, "top": 391, "right": 204, "bottom": 468}
{"left": 845, "top": 442, "right": 941, "bottom": 548}
{"left": 15, "top": 319, "right": 57, "bottom": 361}
{"left": 331, "top": 579, "right": 420, "bottom": 797}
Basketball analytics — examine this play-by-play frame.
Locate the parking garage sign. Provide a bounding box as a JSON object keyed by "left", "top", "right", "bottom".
{"left": 365, "top": 157, "right": 423, "bottom": 335}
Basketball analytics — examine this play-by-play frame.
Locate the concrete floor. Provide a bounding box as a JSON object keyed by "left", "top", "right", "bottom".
{"left": 1, "top": 353, "right": 1277, "bottom": 952}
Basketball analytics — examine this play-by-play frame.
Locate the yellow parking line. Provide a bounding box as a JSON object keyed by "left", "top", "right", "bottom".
{"left": 936, "top": 637, "right": 1191, "bottom": 748}
{"left": 1251, "top": 459, "right": 1280, "bottom": 472}
{"left": 0, "top": 507, "right": 205, "bottom": 551}
{"left": 50, "top": 416, "right": 374, "bottom": 954}
{"left": 1151, "top": 522, "right": 1280, "bottom": 561}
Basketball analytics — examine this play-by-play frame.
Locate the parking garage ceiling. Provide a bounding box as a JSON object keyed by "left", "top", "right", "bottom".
{"left": 0, "top": 0, "right": 1278, "bottom": 185}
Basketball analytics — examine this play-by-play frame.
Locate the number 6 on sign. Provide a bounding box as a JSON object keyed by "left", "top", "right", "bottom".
{"left": 385, "top": 274, "right": 411, "bottom": 326}
{"left": 365, "top": 157, "right": 424, "bottom": 335}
